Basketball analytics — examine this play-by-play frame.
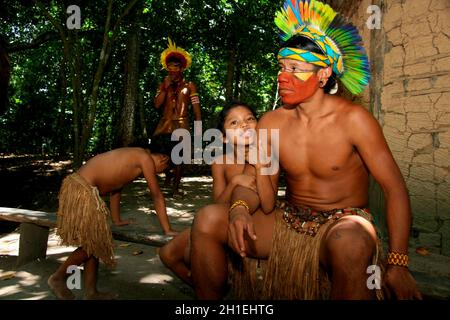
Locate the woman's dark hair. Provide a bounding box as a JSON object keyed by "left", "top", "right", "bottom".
{"left": 280, "top": 35, "right": 337, "bottom": 94}
{"left": 216, "top": 101, "right": 258, "bottom": 134}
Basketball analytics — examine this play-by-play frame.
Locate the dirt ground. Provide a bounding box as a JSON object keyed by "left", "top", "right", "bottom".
{"left": 0, "top": 155, "right": 215, "bottom": 300}
{"left": 1, "top": 155, "right": 450, "bottom": 301}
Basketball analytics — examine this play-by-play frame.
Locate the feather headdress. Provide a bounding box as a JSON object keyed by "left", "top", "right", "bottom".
{"left": 160, "top": 38, "right": 192, "bottom": 71}
{"left": 275, "top": 0, "right": 370, "bottom": 95}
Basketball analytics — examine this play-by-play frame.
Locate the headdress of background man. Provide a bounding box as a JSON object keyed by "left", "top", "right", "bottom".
{"left": 160, "top": 38, "right": 192, "bottom": 71}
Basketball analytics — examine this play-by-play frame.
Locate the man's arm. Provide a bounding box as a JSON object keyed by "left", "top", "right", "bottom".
{"left": 350, "top": 107, "right": 410, "bottom": 255}
{"left": 140, "top": 154, "right": 176, "bottom": 235}
{"left": 188, "top": 82, "right": 201, "bottom": 121}
{"left": 349, "top": 106, "right": 421, "bottom": 299}
{"left": 154, "top": 77, "right": 170, "bottom": 109}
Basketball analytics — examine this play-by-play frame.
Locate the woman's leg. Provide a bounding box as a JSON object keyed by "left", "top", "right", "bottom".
{"left": 159, "top": 228, "right": 192, "bottom": 285}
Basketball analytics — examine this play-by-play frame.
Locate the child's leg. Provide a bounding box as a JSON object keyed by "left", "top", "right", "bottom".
{"left": 164, "top": 167, "right": 174, "bottom": 186}
{"left": 48, "top": 247, "right": 89, "bottom": 300}
{"left": 159, "top": 228, "right": 192, "bottom": 286}
{"left": 173, "top": 165, "right": 184, "bottom": 196}
{"left": 83, "top": 256, "right": 118, "bottom": 300}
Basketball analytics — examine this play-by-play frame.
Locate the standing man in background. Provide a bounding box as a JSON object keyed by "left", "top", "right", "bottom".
{"left": 153, "top": 38, "right": 202, "bottom": 197}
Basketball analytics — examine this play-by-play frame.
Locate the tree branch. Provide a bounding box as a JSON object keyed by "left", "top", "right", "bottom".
{"left": 34, "top": 0, "right": 67, "bottom": 42}
{"left": 7, "top": 31, "right": 60, "bottom": 53}
{"left": 110, "top": 0, "right": 141, "bottom": 44}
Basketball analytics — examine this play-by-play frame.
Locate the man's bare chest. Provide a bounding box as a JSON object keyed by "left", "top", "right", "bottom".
{"left": 277, "top": 125, "right": 358, "bottom": 178}
{"left": 168, "top": 83, "right": 190, "bottom": 98}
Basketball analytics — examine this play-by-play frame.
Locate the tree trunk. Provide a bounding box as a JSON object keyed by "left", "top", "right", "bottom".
{"left": 56, "top": 53, "right": 69, "bottom": 155}
{"left": 225, "top": 47, "right": 237, "bottom": 103}
{"left": 233, "top": 56, "right": 241, "bottom": 101}
{"left": 115, "top": 7, "right": 140, "bottom": 148}
{"left": 70, "top": 31, "right": 85, "bottom": 168}
{"left": 34, "top": 0, "right": 147, "bottom": 167}
{"left": 73, "top": 0, "right": 139, "bottom": 166}
{"left": 138, "top": 92, "right": 148, "bottom": 141}
{"left": 0, "top": 36, "right": 10, "bottom": 115}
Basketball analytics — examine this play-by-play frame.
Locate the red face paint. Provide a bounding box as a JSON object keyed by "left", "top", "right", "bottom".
{"left": 168, "top": 63, "right": 182, "bottom": 82}
{"left": 278, "top": 71, "right": 320, "bottom": 106}
{"left": 168, "top": 71, "right": 182, "bottom": 82}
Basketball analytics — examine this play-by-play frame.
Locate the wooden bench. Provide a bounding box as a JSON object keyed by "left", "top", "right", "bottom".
{"left": 0, "top": 207, "right": 173, "bottom": 267}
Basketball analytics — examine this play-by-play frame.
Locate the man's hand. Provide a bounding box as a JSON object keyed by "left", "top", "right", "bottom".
{"left": 382, "top": 265, "right": 422, "bottom": 300}
{"left": 162, "top": 76, "right": 172, "bottom": 90}
{"left": 231, "top": 174, "right": 257, "bottom": 192}
{"left": 228, "top": 206, "right": 257, "bottom": 257}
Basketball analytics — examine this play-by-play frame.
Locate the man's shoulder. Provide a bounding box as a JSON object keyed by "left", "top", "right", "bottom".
{"left": 258, "top": 107, "right": 290, "bottom": 128}
{"left": 185, "top": 81, "right": 197, "bottom": 90}
{"left": 329, "top": 96, "right": 375, "bottom": 123}
{"left": 328, "top": 96, "right": 381, "bottom": 137}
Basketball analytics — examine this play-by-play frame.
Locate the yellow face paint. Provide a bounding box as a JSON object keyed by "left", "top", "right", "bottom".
{"left": 278, "top": 70, "right": 314, "bottom": 81}
{"left": 293, "top": 71, "right": 314, "bottom": 81}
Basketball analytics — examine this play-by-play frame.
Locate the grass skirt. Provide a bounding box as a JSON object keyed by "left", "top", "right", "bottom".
{"left": 56, "top": 173, "right": 115, "bottom": 267}
{"left": 230, "top": 205, "right": 384, "bottom": 299}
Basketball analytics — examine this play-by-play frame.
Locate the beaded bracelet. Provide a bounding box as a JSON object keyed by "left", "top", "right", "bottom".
{"left": 387, "top": 251, "right": 409, "bottom": 268}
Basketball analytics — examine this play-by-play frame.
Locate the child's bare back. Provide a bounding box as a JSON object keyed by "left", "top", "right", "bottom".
{"left": 75, "top": 147, "right": 172, "bottom": 231}
{"left": 77, "top": 147, "right": 152, "bottom": 196}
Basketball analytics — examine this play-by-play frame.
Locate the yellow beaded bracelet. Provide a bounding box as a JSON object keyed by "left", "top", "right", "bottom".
{"left": 229, "top": 200, "right": 250, "bottom": 215}
{"left": 387, "top": 251, "right": 409, "bottom": 268}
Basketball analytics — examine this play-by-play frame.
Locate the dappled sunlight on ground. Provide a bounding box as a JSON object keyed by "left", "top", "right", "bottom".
{"left": 16, "top": 271, "right": 40, "bottom": 286}
{"left": 118, "top": 175, "right": 214, "bottom": 232}
{"left": 0, "top": 171, "right": 213, "bottom": 299}
{"left": 22, "top": 292, "right": 48, "bottom": 300}
{"left": 0, "top": 236, "right": 195, "bottom": 300}
{"left": 0, "top": 284, "right": 21, "bottom": 296}
{"left": 139, "top": 273, "right": 174, "bottom": 284}
{"left": 0, "top": 267, "right": 50, "bottom": 299}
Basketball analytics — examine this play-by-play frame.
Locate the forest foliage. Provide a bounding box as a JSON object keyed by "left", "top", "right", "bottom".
{"left": 0, "top": 0, "right": 282, "bottom": 167}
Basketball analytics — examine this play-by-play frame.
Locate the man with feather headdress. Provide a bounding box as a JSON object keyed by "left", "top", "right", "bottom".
{"left": 190, "top": 0, "right": 421, "bottom": 300}
{"left": 153, "top": 39, "right": 202, "bottom": 196}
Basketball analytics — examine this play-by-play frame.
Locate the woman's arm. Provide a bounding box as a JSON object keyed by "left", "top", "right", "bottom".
{"left": 212, "top": 161, "right": 257, "bottom": 204}
{"left": 212, "top": 162, "right": 237, "bottom": 204}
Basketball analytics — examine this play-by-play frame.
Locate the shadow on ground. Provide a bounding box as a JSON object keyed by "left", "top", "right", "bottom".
{"left": 0, "top": 174, "right": 215, "bottom": 300}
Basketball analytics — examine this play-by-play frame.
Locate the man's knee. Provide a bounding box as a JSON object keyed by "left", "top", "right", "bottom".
{"left": 192, "top": 204, "right": 228, "bottom": 235}
{"left": 323, "top": 219, "right": 376, "bottom": 271}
